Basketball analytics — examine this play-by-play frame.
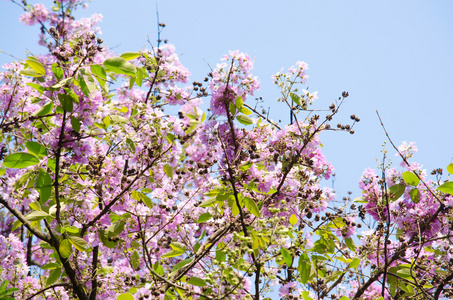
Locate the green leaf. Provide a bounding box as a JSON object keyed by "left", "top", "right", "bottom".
{"left": 120, "top": 52, "right": 141, "bottom": 60}
{"left": 447, "top": 163, "right": 453, "bottom": 175}
{"left": 63, "top": 226, "right": 79, "bottom": 234}
{"left": 78, "top": 75, "right": 90, "bottom": 96}
{"left": 32, "top": 101, "right": 54, "bottom": 117}
{"left": 91, "top": 65, "right": 107, "bottom": 87}
{"left": 409, "top": 188, "right": 420, "bottom": 203}
{"left": 52, "top": 63, "right": 63, "bottom": 80}
{"left": 106, "top": 221, "right": 125, "bottom": 237}
{"left": 289, "top": 214, "right": 297, "bottom": 225}
{"left": 281, "top": 247, "right": 292, "bottom": 266}
{"left": 235, "top": 96, "right": 244, "bottom": 109}
{"left": 163, "top": 164, "right": 174, "bottom": 180}
{"left": 51, "top": 77, "right": 74, "bottom": 89}
{"left": 170, "top": 242, "right": 185, "bottom": 252}
{"left": 236, "top": 114, "right": 253, "bottom": 125}
{"left": 3, "top": 152, "right": 40, "bottom": 169}
{"left": 350, "top": 258, "right": 361, "bottom": 269}
{"left": 131, "top": 250, "right": 140, "bottom": 269}
{"left": 302, "top": 291, "right": 314, "bottom": 300}
{"left": 171, "top": 258, "right": 193, "bottom": 272}
{"left": 25, "top": 210, "right": 50, "bottom": 221}
{"left": 216, "top": 250, "right": 226, "bottom": 263}
{"left": 389, "top": 184, "right": 406, "bottom": 201}
{"left": 238, "top": 106, "right": 252, "bottom": 115}
{"left": 345, "top": 237, "right": 356, "bottom": 251}
{"left": 104, "top": 57, "right": 137, "bottom": 76}
{"left": 25, "top": 141, "right": 47, "bottom": 159}
{"left": 290, "top": 93, "right": 302, "bottom": 106}
{"left": 59, "top": 239, "right": 72, "bottom": 259}
{"left": 71, "top": 117, "right": 81, "bottom": 132}
{"left": 438, "top": 181, "right": 453, "bottom": 196}
{"left": 117, "top": 293, "right": 134, "bottom": 300}
{"left": 41, "top": 262, "right": 60, "bottom": 270}
{"left": 109, "top": 115, "right": 128, "bottom": 123}
{"left": 26, "top": 56, "right": 46, "bottom": 76}
{"left": 403, "top": 171, "right": 419, "bottom": 186}
{"left": 67, "top": 236, "right": 87, "bottom": 252}
{"left": 161, "top": 249, "right": 185, "bottom": 258}
{"left": 229, "top": 102, "right": 236, "bottom": 115}
{"left": 46, "top": 268, "right": 61, "bottom": 286}
{"left": 26, "top": 82, "right": 46, "bottom": 93}
{"left": 197, "top": 212, "right": 212, "bottom": 223}
{"left": 58, "top": 93, "right": 73, "bottom": 112}
{"left": 126, "top": 138, "right": 136, "bottom": 153}
{"left": 298, "top": 253, "right": 311, "bottom": 284}
{"left": 36, "top": 168, "right": 52, "bottom": 202}
{"left": 21, "top": 68, "right": 44, "bottom": 77}
{"left": 243, "top": 197, "right": 260, "bottom": 217}
{"left": 187, "top": 276, "right": 206, "bottom": 287}
{"left": 29, "top": 201, "right": 41, "bottom": 211}
{"left": 135, "top": 68, "right": 143, "bottom": 87}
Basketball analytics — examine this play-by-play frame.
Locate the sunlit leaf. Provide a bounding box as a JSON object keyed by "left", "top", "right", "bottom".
{"left": 197, "top": 212, "right": 212, "bottom": 223}
{"left": 236, "top": 114, "right": 253, "bottom": 125}
{"left": 3, "top": 153, "right": 39, "bottom": 169}
{"left": 438, "top": 181, "right": 453, "bottom": 196}
{"left": 402, "top": 171, "right": 419, "bottom": 186}
{"left": 281, "top": 247, "right": 292, "bottom": 266}
{"left": 120, "top": 52, "right": 141, "bottom": 60}
{"left": 117, "top": 293, "right": 134, "bottom": 300}
{"left": 104, "top": 57, "right": 137, "bottom": 76}
{"left": 59, "top": 239, "right": 72, "bottom": 259}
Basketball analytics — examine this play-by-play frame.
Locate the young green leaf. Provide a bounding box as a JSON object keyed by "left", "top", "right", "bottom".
{"left": 52, "top": 63, "right": 63, "bottom": 80}
{"left": 3, "top": 153, "right": 40, "bottom": 169}
{"left": 120, "top": 52, "right": 141, "bottom": 60}
{"left": 117, "top": 293, "right": 134, "bottom": 300}
{"left": 163, "top": 164, "right": 174, "bottom": 180}
{"left": 104, "top": 57, "right": 137, "bottom": 76}
{"left": 438, "top": 181, "right": 453, "bottom": 196}
{"left": 243, "top": 197, "right": 260, "bottom": 217}
{"left": 26, "top": 56, "right": 46, "bottom": 76}
{"left": 197, "top": 212, "right": 212, "bottom": 223}
{"left": 289, "top": 214, "right": 298, "bottom": 225}
{"left": 281, "top": 247, "right": 292, "bottom": 266}
{"left": 187, "top": 277, "right": 206, "bottom": 287}
{"left": 20, "top": 68, "right": 44, "bottom": 77}
{"left": 402, "top": 171, "right": 419, "bottom": 186}
{"left": 59, "top": 239, "right": 72, "bottom": 259}
{"left": 447, "top": 163, "right": 453, "bottom": 175}
{"left": 25, "top": 211, "right": 51, "bottom": 222}
{"left": 236, "top": 114, "right": 253, "bottom": 125}
{"left": 290, "top": 93, "right": 302, "bottom": 106}
{"left": 90, "top": 64, "right": 107, "bottom": 86}
{"left": 235, "top": 96, "right": 244, "bottom": 109}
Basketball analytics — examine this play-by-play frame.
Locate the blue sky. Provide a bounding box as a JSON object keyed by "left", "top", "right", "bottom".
{"left": 1, "top": 0, "right": 452, "bottom": 199}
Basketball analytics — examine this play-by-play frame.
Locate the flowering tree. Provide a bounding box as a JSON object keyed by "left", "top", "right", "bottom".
{"left": 1, "top": 1, "right": 453, "bottom": 300}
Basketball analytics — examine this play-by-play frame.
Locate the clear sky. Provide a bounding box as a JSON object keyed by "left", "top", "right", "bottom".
{"left": 1, "top": 0, "right": 452, "bottom": 201}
